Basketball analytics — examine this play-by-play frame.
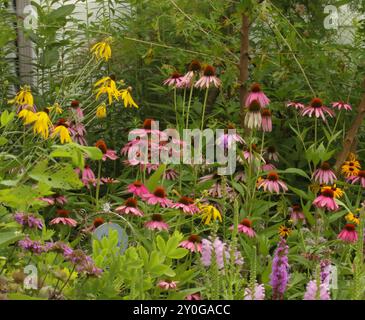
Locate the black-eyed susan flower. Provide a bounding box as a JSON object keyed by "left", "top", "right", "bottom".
{"left": 91, "top": 37, "right": 112, "bottom": 61}
{"left": 345, "top": 211, "right": 360, "bottom": 225}
{"left": 8, "top": 85, "right": 34, "bottom": 107}
{"left": 341, "top": 153, "right": 361, "bottom": 177}
{"left": 278, "top": 225, "right": 291, "bottom": 238}
{"left": 322, "top": 184, "right": 343, "bottom": 199}
{"left": 94, "top": 76, "right": 120, "bottom": 105}
{"left": 120, "top": 87, "right": 139, "bottom": 108}
{"left": 199, "top": 204, "right": 222, "bottom": 225}
{"left": 51, "top": 119, "right": 72, "bottom": 144}
{"left": 33, "top": 111, "right": 52, "bottom": 139}
{"left": 96, "top": 103, "right": 107, "bottom": 118}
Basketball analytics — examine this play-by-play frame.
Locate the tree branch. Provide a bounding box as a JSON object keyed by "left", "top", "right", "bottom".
{"left": 335, "top": 78, "right": 365, "bottom": 171}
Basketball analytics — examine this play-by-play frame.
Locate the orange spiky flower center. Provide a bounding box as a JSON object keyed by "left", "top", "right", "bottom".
{"left": 153, "top": 187, "right": 166, "bottom": 198}
{"left": 125, "top": 197, "right": 138, "bottom": 207}
{"left": 95, "top": 139, "right": 108, "bottom": 154}
{"left": 203, "top": 65, "right": 215, "bottom": 77}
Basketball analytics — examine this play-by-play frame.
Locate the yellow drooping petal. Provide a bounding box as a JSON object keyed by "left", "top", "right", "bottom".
{"left": 33, "top": 111, "right": 52, "bottom": 139}
{"left": 199, "top": 204, "right": 222, "bottom": 225}
{"left": 120, "top": 88, "right": 139, "bottom": 108}
{"left": 52, "top": 125, "right": 72, "bottom": 144}
{"left": 91, "top": 37, "right": 112, "bottom": 61}
{"left": 94, "top": 77, "right": 120, "bottom": 105}
{"left": 48, "top": 103, "right": 63, "bottom": 115}
{"left": 8, "top": 86, "right": 34, "bottom": 107}
{"left": 18, "top": 109, "right": 37, "bottom": 125}
{"left": 96, "top": 103, "right": 107, "bottom": 118}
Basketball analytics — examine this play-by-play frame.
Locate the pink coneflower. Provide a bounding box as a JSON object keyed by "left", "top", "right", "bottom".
{"left": 164, "top": 168, "right": 179, "bottom": 181}
{"left": 301, "top": 98, "right": 335, "bottom": 121}
{"left": 289, "top": 204, "right": 306, "bottom": 224}
{"left": 331, "top": 101, "right": 352, "bottom": 111}
{"left": 286, "top": 101, "right": 305, "bottom": 110}
{"left": 127, "top": 180, "right": 149, "bottom": 197}
{"left": 261, "top": 162, "right": 277, "bottom": 172}
{"left": 257, "top": 172, "right": 288, "bottom": 194}
{"left": 142, "top": 187, "right": 173, "bottom": 207}
{"left": 158, "top": 280, "right": 178, "bottom": 290}
{"left": 230, "top": 218, "right": 256, "bottom": 238}
{"left": 39, "top": 194, "right": 67, "bottom": 206}
{"left": 79, "top": 165, "right": 97, "bottom": 187}
{"left": 95, "top": 139, "right": 118, "bottom": 161}
{"left": 198, "top": 173, "right": 235, "bottom": 200}
{"left": 69, "top": 122, "right": 87, "bottom": 145}
{"left": 186, "top": 292, "right": 202, "bottom": 300}
{"left": 245, "top": 83, "right": 270, "bottom": 108}
{"left": 144, "top": 214, "right": 169, "bottom": 231}
{"left": 195, "top": 65, "right": 221, "bottom": 89}
{"left": 180, "top": 235, "right": 202, "bottom": 253}
{"left": 240, "top": 144, "right": 262, "bottom": 164}
{"left": 347, "top": 170, "right": 365, "bottom": 188}
{"left": 121, "top": 138, "right": 141, "bottom": 156}
{"left": 313, "top": 188, "right": 338, "bottom": 211}
{"left": 313, "top": 162, "right": 337, "bottom": 184}
{"left": 129, "top": 119, "right": 167, "bottom": 140}
{"left": 264, "top": 146, "right": 279, "bottom": 162}
{"left": 172, "top": 196, "right": 199, "bottom": 214}
{"left": 163, "top": 71, "right": 184, "bottom": 87}
{"left": 244, "top": 283, "right": 265, "bottom": 300}
{"left": 115, "top": 197, "right": 144, "bottom": 217}
{"left": 216, "top": 126, "right": 245, "bottom": 149}
{"left": 70, "top": 100, "right": 84, "bottom": 119}
{"left": 50, "top": 209, "right": 77, "bottom": 227}
{"left": 338, "top": 224, "right": 358, "bottom": 243}
{"left": 181, "top": 60, "right": 202, "bottom": 88}
{"left": 101, "top": 177, "right": 119, "bottom": 184}
{"left": 244, "top": 100, "right": 262, "bottom": 129}
{"left": 261, "top": 108, "right": 272, "bottom": 132}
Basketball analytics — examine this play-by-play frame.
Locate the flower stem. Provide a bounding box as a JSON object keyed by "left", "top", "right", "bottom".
{"left": 95, "top": 160, "right": 102, "bottom": 207}
{"left": 185, "top": 84, "right": 195, "bottom": 129}
{"left": 200, "top": 88, "right": 209, "bottom": 131}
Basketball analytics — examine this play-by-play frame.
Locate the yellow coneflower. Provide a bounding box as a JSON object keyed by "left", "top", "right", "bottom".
{"left": 199, "top": 204, "right": 222, "bottom": 225}
{"left": 346, "top": 211, "right": 360, "bottom": 225}
{"left": 321, "top": 185, "right": 343, "bottom": 199}
{"left": 279, "top": 225, "right": 292, "bottom": 238}
{"left": 96, "top": 103, "right": 107, "bottom": 118}
{"left": 18, "top": 109, "right": 37, "bottom": 125}
{"left": 8, "top": 85, "right": 34, "bottom": 107}
{"left": 120, "top": 87, "right": 139, "bottom": 108}
{"left": 91, "top": 37, "right": 112, "bottom": 61}
{"left": 33, "top": 111, "right": 52, "bottom": 139}
{"left": 48, "top": 103, "right": 63, "bottom": 115}
{"left": 52, "top": 125, "right": 72, "bottom": 144}
{"left": 94, "top": 76, "right": 120, "bottom": 105}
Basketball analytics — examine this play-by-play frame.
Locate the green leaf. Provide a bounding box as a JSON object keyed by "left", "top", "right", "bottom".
{"left": 146, "top": 164, "right": 166, "bottom": 192}
{"left": 48, "top": 4, "right": 75, "bottom": 20}
{"left": 0, "top": 231, "right": 23, "bottom": 248}
{"left": 280, "top": 168, "right": 310, "bottom": 180}
{"left": 0, "top": 137, "right": 8, "bottom": 146}
{"left": 1, "top": 111, "right": 15, "bottom": 128}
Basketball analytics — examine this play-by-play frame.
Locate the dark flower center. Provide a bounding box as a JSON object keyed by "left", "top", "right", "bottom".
{"left": 153, "top": 187, "right": 166, "bottom": 198}
{"left": 57, "top": 118, "right": 68, "bottom": 127}
{"left": 179, "top": 196, "right": 194, "bottom": 205}
{"left": 267, "top": 172, "right": 279, "bottom": 181}
{"left": 311, "top": 98, "right": 323, "bottom": 108}
{"left": 152, "top": 214, "right": 163, "bottom": 222}
{"left": 189, "top": 60, "right": 202, "bottom": 72}
{"left": 358, "top": 170, "right": 365, "bottom": 178}
{"left": 251, "top": 83, "right": 261, "bottom": 92}
{"left": 320, "top": 162, "right": 331, "bottom": 170}
{"left": 345, "top": 223, "right": 355, "bottom": 231}
{"left": 240, "top": 218, "right": 252, "bottom": 228}
{"left": 143, "top": 119, "right": 154, "bottom": 130}
{"left": 261, "top": 108, "right": 271, "bottom": 117}
{"left": 71, "top": 100, "right": 80, "bottom": 108}
{"left": 321, "top": 189, "right": 334, "bottom": 198}
{"left": 93, "top": 218, "right": 104, "bottom": 228}
{"left": 267, "top": 146, "right": 276, "bottom": 153}
{"left": 292, "top": 204, "right": 302, "bottom": 212}
{"left": 248, "top": 100, "right": 261, "bottom": 112}
{"left": 95, "top": 139, "right": 108, "bottom": 154}
{"left": 125, "top": 197, "right": 137, "bottom": 207}
{"left": 188, "top": 234, "right": 201, "bottom": 243}
{"left": 133, "top": 180, "right": 142, "bottom": 187}
{"left": 171, "top": 71, "right": 182, "bottom": 79}
{"left": 56, "top": 209, "right": 71, "bottom": 218}
{"left": 109, "top": 74, "right": 116, "bottom": 81}
{"left": 203, "top": 65, "right": 215, "bottom": 77}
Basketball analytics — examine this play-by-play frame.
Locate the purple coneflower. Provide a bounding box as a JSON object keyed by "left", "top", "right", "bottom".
{"left": 144, "top": 214, "right": 169, "bottom": 231}
{"left": 338, "top": 223, "right": 358, "bottom": 243}
{"left": 216, "top": 125, "right": 245, "bottom": 149}
{"left": 70, "top": 100, "right": 84, "bottom": 120}
{"left": 331, "top": 101, "right": 352, "bottom": 111}
{"left": 14, "top": 212, "right": 43, "bottom": 229}
{"left": 313, "top": 187, "right": 339, "bottom": 211}
{"left": 303, "top": 280, "right": 330, "bottom": 300}
{"left": 179, "top": 235, "right": 202, "bottom": 253}
{"left": 199, "top": 173, "right": 235, "bottom": 200}
{"left": 127, "top": 180, "right": 149, "bottom": 197}
{"left": 301, "top": 98, "right": 335, "bottom": 121}
{"left": 230, "top": 218, "right": 256, "bottom": 238}
{"left": 77, "top": 165, "right": 97, "bottom": 187}
{"left": 264, "top": 146, "right": 279, "bottom": 162}
{"left": 158, "top": 280, "right": 178, "bottom": 290}
{"left": 257, "top": 172, "right": 288, "bottom": 194}
{"left": 261, "top": 162, "right": 276, "bottom": 172}
{"left": 261, "top": 108, "right": 272, "bottom": 132}
{"left": 181, "top": 60, "right": 202, "bottom": 88}
{"left": 142, "top": 186, "right": 173, "bottom": 207}
{"left": 270, "top": 238, "right": 290, "bottom": 300}
{"left": 286, "top": 101, "right": 305, "bottom": 110}
{"left": 50, "top": 209, "right": 77, "bottom": 227}
{"left": 101, "top": 177, "right": 119, "bottom": 184}
{"left": 163, "top": 71, "right": 184, "bottom": 87}
{"left": 244, "top": 283, "right": 265, "bottom": 300}
{"left": 186, "top": 292, "right": 202, "bottom": 300}
{"left": 245, "top": 83, "right": 270, "bottom": 107}
{"left": 95, "top": 139, "right": 118, "bottom": 161}
{"left": 172, "top": 196, "right": 199, "bottom": 214}
{"left": 39, "top": 194, "right": 67, "bottom": 206}
{"left": 347, "top": 170, "right": 365, "bottom": 188}
{"left": 69, "top": 122, "right": 87, "bottom": 145}
{"left": 115, "top": 198, "right": 143, "bottom": 217}
{"left": 313, "top": 162, "right": 337, "bottom": 185}
{"left": 195, "top": 65, "right": 221, "bottom": 89}
{"left": 244, "top": 100, "right": 262, "bottom": 129}
{"left": 289, "top": 204, "right": 306, "bottom": 224}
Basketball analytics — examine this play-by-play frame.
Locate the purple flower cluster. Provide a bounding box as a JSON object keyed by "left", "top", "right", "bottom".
{"left": 14, "top": 212, "right": 43, "bottom": 230}
{"left": 201, "top": 237, "right": 243, "bottom": 270}
{"left": 64, "top": 249, "right": 102, "bottom": 276}
{"left": 18, "top": 237, "right": 44, "bottom": 254}
{"left": 270, "top": 238, "right": 290, "bottom": 300}
{"left": 303, "top": 280, "right": 330, "bottom": 300}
